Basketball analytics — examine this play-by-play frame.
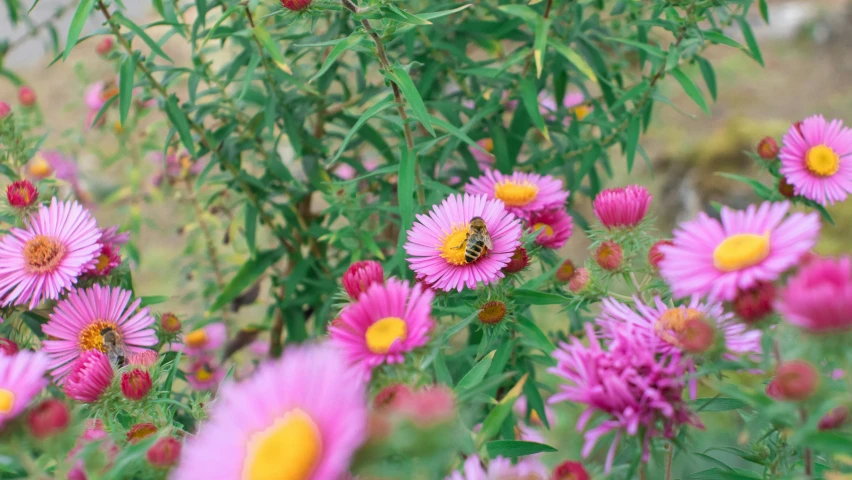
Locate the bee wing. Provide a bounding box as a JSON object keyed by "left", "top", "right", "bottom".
{"left": 483, "top": 235, "right": 494, "bottom": 250}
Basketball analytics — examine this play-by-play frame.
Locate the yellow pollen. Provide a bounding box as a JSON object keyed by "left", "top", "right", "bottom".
{"left": 0, "top": 389, "right": 14, "bottom": 414}
{"left": 365, "top": 317, "right": 407, "bottom": 354}
{"left": 179, "top": 153, "right": 194, "bottom": 172}
{"left": 494, "top": 180, "right": 539, "bottom": 207}
{"left": 805, "top": 145, "right": 840, "bottom": 177}
{"left": 100, "top": 85, "right": 120, "bottom": 102}
{"left": 712, "top": 232, "right": 771, "bottom": 272}
{"left": 482, "top": 138, "right": 494, "bottom": 153}
{"left": 195, "top": 366, "right": 213, "bottom": 382}
{"left": 185, "top": 329, "right": 209, "bottom": 348}
{"left": 95, "top": 254, "right": 110, "bottom": 272}
{"left": 572, "top": 105, "right": 591, "bottom": 121}
{"left": 656, "top": 308, "right": 703, "bottom": 347}
{"left": 242, "top": 409, "right": 322, "bottom": 480}
{"left": 28, "top": 155, "right": 52, "bottom": 179}
{"left": 533, "top": 222, "right": 554, "bottom": 237}
{"left": 439, "top": 225, "right": 471, "bottom": 266}
{"left": 79, "top": 321, "right": 119, "bottom": 352}
{"left": 23, "top": 235, "right": 67, "bottom": 274}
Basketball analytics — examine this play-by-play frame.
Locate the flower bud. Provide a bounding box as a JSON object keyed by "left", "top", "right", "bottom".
{"left": 553, "top": 460, "right": 591, "bottom": 480}
{"left": 96, "top": 37, "right": 114, "bottom": 56}
{"left": 569, "top": 268, "right": 590, "bottom": 293}
{"left": 0, "top": 338, "right": 18, "bottom": 356}
{"left": 64, "top": 351, "right": 113, "bottom": 403}
{"left": 342, "top": 260, "right": 384, "bottom": 299}
{"left": 128, "top": 350, "right": 158, "bottom": 367}
{"left": 503, "top": 247, "right": 530, "bottom": 274}
{"left": 280, "top": 0, "right": 312, "bottom": 11}
{"left": 396, "top": 385, "right": 456, "bottom": 427}
{"left": 18, "top": 87, "right": 36, "bottom": 107}
{"left": 819, "top": 406, "right": 848, "bottom": 431}
{"left": 6, "top": 180, "right": 38, "bottom": 209}
{"left": 121, "top": 368, "right": 153, "bottom": 401}
{"left": 733, "top": 282, "right": 776, "bottom": 324}
{"left": 595, "top": 241, "right": 623, "bottom": 271}
{"left": 478, "top": 300, "right": 507, "bottom": 325}
{"left": 774, "top": 360, "right": 819, "bottom": 401}
{"left": 757, "top": 137, "right": 779, "bottom": 159}
{"left": 147, "top": 437, "right": 182, "bottom": 468}
{"left": 648, "top": 239, "right": 673, "bottom": 270}
{"left": 677, "top": 318, "right": 716, "bottom": 354}
{"left": 778, "top": 177, "right": 795, "bottom": 198}
{"left": 0, "top": 101, "right": 10, "bottom": 119}
{"left": 27, "top": 399, "right": 70, "bottom": 439}
{"left": 127, "top": 422, "right": 159, "bottom": 443}
{"left": 555, "top": 259, "right": 575, "bottom": 283}
{"left": 160, "top": 312, "right": 181, "bottom": 334}
{"left": 373, "top": 384, "right": 413, "bottom": 409}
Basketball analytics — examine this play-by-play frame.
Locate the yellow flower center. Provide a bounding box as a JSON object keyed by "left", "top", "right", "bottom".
{"left": 494, "top": 180, "right": 539, "bottom": 207}
{"left": 533, "top": 223, "right": 554, "bottom": 237}
{"left": 242, "top": 409, "right": 322, "bottom": 480}
{"left": 655, "top": 308, "right": 703, "bottom": 347}
{"left": 185, "top": 329, "right": 209, "bottom": 348}
{"left": 482, "top": 138, "right": 494, "bottom": 153}
{"left": 28, "top": 154, "right": 52, "bottom": 179}
{"left": 439, "top": 225, "right": 471, "bottom": 266}
{"left": 365, "top": 317, "right": 407, "bottom": 354}
{"left": 572, "top": 105, "right": 591, "bottom": 121}
{"left": 79, "top": 321, "right": 119, "bottom": 352}
{"left": 712, "top": 232, "right": 771, "bottom": 272}
{"left": 0, "top": 389, "right": 15, "bottom": 414}
{"left": 805, "top": 145, "right": 840, "bottom": 177}
{"left": 195, "top": 365, "right": 213, "bottom": 382}
{"left": 95, "top": 254, "right": 111, "bottom": 272}
{"left": 23, "top": 235, "right": 67, "bottom": 274}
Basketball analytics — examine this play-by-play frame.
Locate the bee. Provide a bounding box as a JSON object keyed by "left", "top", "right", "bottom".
{"left": 101, "top": 327, "right": 127, "bottom": 367}
{"left": 452, "top": 216, "right": 494, "bottom": 264}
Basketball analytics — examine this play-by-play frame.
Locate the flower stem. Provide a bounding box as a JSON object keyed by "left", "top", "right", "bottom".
{"left": 665, "top": 442, "right": 674, "bottom": 480}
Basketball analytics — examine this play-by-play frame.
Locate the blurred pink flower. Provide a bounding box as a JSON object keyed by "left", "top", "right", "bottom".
{"left": 776, "top": 256, "right": 852, "bottom": 332}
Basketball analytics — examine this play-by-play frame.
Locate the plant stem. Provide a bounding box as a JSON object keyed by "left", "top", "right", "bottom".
{"left": 183, "top": 179, "right": 225, "bottom": 291}
{"left": 639, "top": 464, "right": 648, "bottom": 480}
{"left": 665, "top": 442, "right": 674, "bottom": 480}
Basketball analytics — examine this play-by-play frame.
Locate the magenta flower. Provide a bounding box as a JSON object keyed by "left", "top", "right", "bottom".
{"left": 0, "top": 350, "right": 49, "bottom": 428}
{"left": 776, "top": 256, "right": 852, "bottom": 332}
{"left": 593, "top": 185, "right": 652, "bottom": 229}
{"left": 185, "top": 356, "right": 224, "bottom": 391}
{"left": 465, "top": 170, "right": 569, "bottom": 220}
{"left": 64, "top": 351, "right": 113, "bottom": 403}
{"left": 181, "top": 322, "right": 226, "bottom": 356}
{"left": 445, "top": 455, "right": 549, "bottom": 480}
{"left": 548, "top": 324, "right": 702, "bottom": 473}
{"left": 529, "top": 208, "right": 573, "bottom": 249}
{"left": 779, "top": 115, "right": 852, "bottom": 205}
{"left": 539, "top": 91, "right": 592, "bottom": 125}
{"left": 342, "top": 260, "right": 384, "bottom": 299}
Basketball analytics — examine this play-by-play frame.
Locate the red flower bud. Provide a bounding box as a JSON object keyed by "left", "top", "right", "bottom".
{"left": 503, "top": 247, "right": 530, "bottom": 274}
{"left": 819, "top": 406, "right": 849, "bottom": 431}
{"left": 18, "top": 87, "right": 36, "bottom": 107}
{"left": 733, "top": 282, "right": 776, "bottom": 323}
{"left": 677, "top": 318, "right": 716, "bottom": 354}
{"left": 121, "top": 368, "right": 152, "bottom": 401}
{"left": 280, "top": 0, "right": 312, "bottom": 11}
{"left": 555, "top": 259, "right": 575, "bottom": 283}
{"left": 373, "top": 384, "right": 413, "bottom": 409}
{"left": 26, "top": 399, "right": 70, "bottom": 439}
{"left": 146, "top": 437, "right": 182, "bottom": 468}
{"left": 160, "top": 312, "right": 182, "bottom": 334}
{"left": 127, "top": 422, "right": 158, "bottom": 443}
{"left": 778, "top": 177, "right": 795, "bottom": 198}
{"left": 569, "top": 268, "right": 590, "bottom": 293}
{"left": 0, "top": 338, "right": 19, "bottom": 356}
{"left": 595, "top": 241, "right": 623, "bottom": 271}
{"left": 553, "top": 460, "right": 591, "bottom": 480}
{"left": 648, "top": 239, "right": 673, "bottom": 270}
{"left": 342, "top": 260, "right": 384, "bottom": 299}
{"left": 774, "top": 360, "right": 819, "bottom": 401}
{"left": 478, "top": 300, "right": 507, "bottom": 325}
{"left": 96, "top": 37, "right": 114, "bottom": 56}
{"left": 395, "top": 385, "right": 456, "bottom": 427}
{"left": 757, "top": 137, "right": 779, "bottom": 159}
{"left": 6, "top": 180, "right": 38, "bottom": 208}
{"left": 0, "top": 101, "right": 10, "bottom": 119}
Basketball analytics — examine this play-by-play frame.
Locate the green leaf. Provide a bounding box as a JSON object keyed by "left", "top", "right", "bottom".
{"left": 533, "top": 17, "right": 551, "bottom": 78}
{"left": 794, "top": 431, "right": 852, "bottom": 454}
{"left": 64, "top": 0, "right": 95, "bottom": 61}
{"left": 604, "top": 36, "right": 665, "bottom": 58}
{"left": 512, "top": 288, "right": 569, "bottom": 305}
{"left": 716, "top": 173, "right": 774, "bottom": 199}
{"left": 165, "top": 95, "right": 196, "bottom": 156}
{"left": 758, "top": 0, "right": 769, "bottom": 24}
{"left": 736, "top": 17, "right": 764, "bottom": 66}
{"left": 549, "top": 39, "right": 597, "bottom": 83}
{"left": 476, "top": 374, "right": 528, "bottom": 447}
{"left": 429, "top": 116, "right": 491, "bottom": 156}
{"left": 209, "top": 248, "right": 285, "bottom": 312}
{"left": 118, "top": 53, "right": 136, "bottom": 126}
{"left": 383, "top": 5, "right": 431, "bottom": 25}
{"left": 434, "top": 351, "right": 453, "bottom": 387}
{"left": 455, "top": 350, "right": 495, "bottom": 391}
{"left": 670, "top": 68, "right": 710, "bottom": 115}
{"left": 202, "top": 3, "right": 242, "bottom": 47}
{"left": 696, "top": 56, "right": 717, "bottom": 101}
{"left": 625, "top": 115, "right": 640, "bottom": 172}
{"left": 513, "top": 316, "right": 556, "bottom": 353}
{"left": 497, "top": 4, "right": 537, "bottom": 24}
{"left": 138, "top": 296, "right": 169, "bottom": 308}
{"left": 245, "top": 204, "right": 257, "bottom": 255}
{"left": 394, "top": 142, "right": 415, "bottom": 275}
{"left": 387, "top": 63, "right": 435, "bottom": 136}
{"left": 252, "top": 24, "right": 292, "bottom": 74}
{"left": 521, "top": 376, "right": 550, "bottom": 428}
{"left": 692, "top": 397, "right": 749, "bottom": 412}
{"left": 702, "top": 31, "right": 745, "bottom": 50}
{"left": 519, "top": 75, "right": 548, "bottom": 141}
{"left": 330, "top": 96, "right": 394, "bottom": 164}
{"left": 113, "top": 13, "right": 174, "bottom": 63}
{"left": 310, "top": 34, "right": 364, "bottom": 82}
{"left": 486, "top": 440, "right": 557, "bottom": 458}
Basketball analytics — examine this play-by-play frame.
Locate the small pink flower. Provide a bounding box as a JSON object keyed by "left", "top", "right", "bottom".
{"left": 186, "top": 356, "right": 224, "bottom": 391}
{"left": 147, "top": 437, "right": 182, "bottom": 468}
{"left": 529, "top": 208, "right": 573, "bottom": 249}
{"left": 776, "top": 256, "right": 852, "bottom": 332}
{"left": 593, "top": 185, "right": 652, "bottom": 229}
{"left": 6, "top": 180, "right": 38, "bottom": 208}
{"left": 18, "top": 87, "right": 36, "bottom": 107}
{"left": 779, "top": 114, "right": 852, "bottom": 205}
{"left": 27, "top": 399, "right": 70, "bottom": 439}
{"left": 64, "top": 351, "right": 113, "bottom": 403}
{"left": 342, "top": 260, "right": 384, "bottom": 299}
{"left": 0, "top": 101, "right": 10, "bottom": 118}
{"left": 466, "top": 170, "right": 569, "bottom": 220}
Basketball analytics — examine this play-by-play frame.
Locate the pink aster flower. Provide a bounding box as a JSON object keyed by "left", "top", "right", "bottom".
{"left": 42, "top": 284, "right": 157, "bottom": 382}
{"left": 593, "top": 185, "right": 652, "bottom": 229}
{"left": 181, "top": 322, "right": 226, "bottom": 355}
{"left": 0, "top": 198, "right": 101, "bottom": 309}
{"left": 185, "top": 356, "right": 225, "bottom": 391}
{"left": 779, "top": 115, "right": 852, "bottom": 205}
{"left": 85, "top": 243, "right": 121, "bottom": 277}
{"left": 84, "top": 81, "right": 118, "bottom": 129}
{"left": 659, "top": 201, "right": 820, "bottom": 302}
{"left": 330, "top": 278, "right": 434, "bottom": 373}
{"left": 100, "top": 226, "right": 130, "bottom": 246}
{"left": 468, "top": 139, "right": 496, "bottom": 171}
{"left": 466, "top": 170, "right": 569, "bottom": 220}
{"left": 777, "top": 256, "right": 852, "bottom": 332}
{"left": 549, "top": 324, "right": 701, "bottom": 473}
{"left": 0, "top": 350, "right": 49, "bottom": 429}
{"left": 149, "top": 148, "right": 206, "bottom": 186}
{"left": 342, "top": 260, "right": 384, "bottom": 299}
{"left": 404, "top": 193, "right": 523, "bottom": 292}
{"left": 540, "top": 91, "right": 592, "bottom": 125}
{"left": 529, "top": 208, "right": 573, "bottom": 249}
{"left": 173, "top": 343, "right": 367, "bottom": 480}
{"left": 445, "top": 455, "right": 549, "bottom": 480}
{"left": 64, "top": 350, "right": 113, "bottom": 403}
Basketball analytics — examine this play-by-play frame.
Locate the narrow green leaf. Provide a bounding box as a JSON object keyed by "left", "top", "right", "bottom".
{"left": 625, "top": 115, "right": 640, "bottom": 172}
{"left": 434, "top": 351, "right": 453, "bottom": 386}
{"left": 533, "top": 17, "right": 551, "bottom": 78}
{"left": 670, "top": 68, "right": 710, "bottom": 115}
{"left": 513, "top": 316, "right": 555, "bottom": 353}
{"left": 522, "top": 378, "right": 550, "bottom": 429}
{"left": 476, "top": 374, "right": 528, "bottom": 447}
{"left": 512, "top": 288, "right": 569, "bottom": 305}
{"left": 397, "top": 142, "right": 415, "bottom": 265}
{"left": 605, "top": 36, "right": 665, "bottom": 58}
{"left": 702, "top": 31, "right": 745, "bottom": 50}
{"left": 138, "top": 296, "right": 169, "bottom": 308}
{"left": 758, "top": 0, "right": 769, "bottom": 23}
{"left": 113, "top": 13, "right": 174, "bottom": 63}
{"left": 429, "top": 116, "right": 491, "bottom": 156}
{"left": 419, "top": 4, "right": 471, "bottom": 21}
{"left": 388, "top": 63, "right": 435, "bottom": 136}
{"left": 497, "top": 4, "right": 537, "bottom": 24}
{"left": 252, "top": 25, "right": 292, "bottom": 74}
{"left": 455, "top": 351, "right": 495, "bottom": 391}
{"left": 486, "top": 440, "right": 557, "bottom": 458}
{"left": 310, "top": 34, "right": 363, "bottom": 82}
{"left": 202, "top": 3, "right": 242, "bottom": 46}
{"left": 245, "top": 204, "right": 257, "bottom": 255}
{"left": 519, "top": 75, "right": 548, "bottom": 141}
{"left": 330, "top": 96, "right": 394, "bottom": 164}
{"left": 548, "top": 39, "right": 597, "bottom": 82}
{"left": 118, "top": 53, "right": 136, "bottom": 125}
{"left": 736, "top": 17, "right": 764, "bottom": 66}
{"left": 164, "top": 95, "right": 196, "bottom": 156}
{"left": 696, "top": 56, "right": 717, "bottom": 101}
{"left": 383, "top": 5, "right": 431, "bottom": 25}
{"left": 64, "top": 0, "right": 95, "bottom": 61}
{"left": 692, "top": 397, "right": 749, "bottom": 412}
{"left": 716, "top": 173, "right": 774, "bottom": 199}
{"left": 210, "top": 248, "right": 285, "bottom": 312}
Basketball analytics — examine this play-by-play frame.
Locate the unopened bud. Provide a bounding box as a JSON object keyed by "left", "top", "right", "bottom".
{"left": 555, "top": 259, "right": 575, "bottom": 283}
{"left": 280, "top": 0, "right": 312, "bottom": 11}
{"left": 774, "top": 360, "right": 819, "bottom": 401}
{"left": 121, "top": 369, "right": 152, "bottom": 401}
{"left": 648, "top": 239, "right": 673, "bottom": 270}
{"left": 342, "top": 260, "right": 384, "bottom": 300}
{"left": 96, "top": 37, "right": 114, "bottom": 56}
{"left": 6, "top": 180, "right": 39, "bottom": 209}
{"left": 160, "top": 313, "right": 181, "bottom": 334}
{"left": 553, "top": 460, "right": 591, "bottom": 480}
{"left": 127, "top": 422, "right": 159, "bottom": 443}
{"left": 0, "top": 101, "right": 10, "bottom": 119}
{"left": 147, "top": 437, "right": 181, "bottom": 468}
{"left": 678, "top": 318, "right": 716, "bottom": 354}
{"left": 569, "top": 268, "right": 590, "bottom": 293}
{"left": 503, "top": 247, "right": 530, "bottom": 274}
{"left": 478, "top": 301, "right": 507, "bottom": 325}
{"left": 18, "top": 87, "right": 36, "bottom": 107}
{"left": 733, "top": 282, "right": 776, "bottom": 324}
{"left": 373, "top": 384, "right": 413, "bottom": 409}
{"left": 778, "top": 177, "right": 795, "bottom": 198}
{"left": 757, "top": 137, "right": 779, "bottom": 159}
{"left": 819, "top": 406, "right": 849, "bottom": 431}
{"left": 595, "top": 241, "right": 623, "bottom": 271}
{"left": 27, "top": 399, "right": 70, "bottom": 439}
{"left": 0, "top": 338, "right": 19, "bottom": 356}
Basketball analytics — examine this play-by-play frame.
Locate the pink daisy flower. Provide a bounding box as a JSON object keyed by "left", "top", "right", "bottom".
{"left": 173, "top": 343, "right": 367, "bottom": 480}
{"left": 186, "top": 356, "right": 225, "bottom": 391}
{"left": 465, "top": 170, "right": 569, "bottom": 220}
{"left": 540, "top": 91, "right": 592, "bottom": 125}
{"left": 84, "top": 81, "right": 117, "bottom": 129}
{"left": 342, "top": 260, "right": 384, "bottom": 300}
{"left": 0, "top": 350, "right": 49, "bottom": 428}
{"left": 468, "top": 139, "right": 496, "bottom": 171}
{"left": 85, "top": 243, "right": 121, "bottom": 277}
{"left": 404, "top": 194, "right": 523, "bottom": 292}
{"left": 330, "top": 278, "right": 434, "bottom": 372}
{"left": 445, "top": 455, "right": 549, "bottom": 480}
{"left": 529, "top": 208, "right": 573, "bottom": 249}
{"left": 549, "top": 324, "right": 701, "bottom": 473}
{"left": 779, "top": 115, "right": 852, "bottom": 205}
{"left": 659, "top": 201, "right": 820, "bottom": 302}
{"left": 777, "top": 256, "right": 852, "bottom": 332}
{"left": 100, "top": 226, "right": 130, "bottom": 246}
{"left": 593, "top": 185, "right": 652, "bottom": 229}
{"left": 42, "top": 284, "right": 157, "bottom": 382}
{"left": 181, "top": 322, "right": 227, "bottom": 356}
{"left": 0, "top": 197, "right": 101, "bottom": 309}
{"left": 64, "top": 350, "right": 113, "bottom": 403}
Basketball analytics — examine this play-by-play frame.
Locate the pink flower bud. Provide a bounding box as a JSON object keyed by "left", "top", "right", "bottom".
{"left": 342, "top": 260, "right": 384, "bottom": 299}
{"left": 6, "top": 180, "right": 38, "bottom": 208}
{"left": 774, "top": 360, "right": 819, "bottom": 401}
{"left": 819, "top": 406, "right": 849, "bottom": 431}
{"left": 0, "top": 338, "right": 19, "bottom": 356}
{"left": 555, "top": 259, "right": 576, "bottom": 283}
{"left": 677, "top": 318, "right": 716, "bottom": 354}
{"left": 778, "top": 177, "right": 795, "bottom": 198}
{"left": 0, "top": 101, "right": 10, "bottom": 119}
{"left": 569, "top": 267, "right": 590, "bottom": 293}
{"left": 146, "top": 437, "right": 182, "bottom": 468}
{"left": 27, "top": 399, "right": 70, "bottom": 439}
{"left": 553, "top": 460, "right": 591, "bottom": 480}
{"left": 733, "top": 282, "right": 776, "bottom": 324}
{"left": 595, "top": 241, "right": 623, "bottom": 271}
{"left": 160, "top": 312, "right": 182, "bottom": 334}
{"left": 18, "top": 87, "right": 36, "bottom": 107}
{"left": 280, "top": 0, "right": 312, "bottom": 11}
{"left": 127, "top": 422, "right": 159, "bottom": 443}
{"left": 64, "top": 351, "right": 113, "bottom": 403}
{"left": 757, "top": 137, "right": 779, "bottom": 159}
{"left": 373, "top": 384, "right": 413, "bottom": 409}
{"left": 96, "top": 37, "right": 114, "bottom": 56}
{"left": 396, "top": 385, "right": 456, "bottom": 427}
{"left": 121, "top": 368, "right": 152, "bottom": 401}
{"left": 503, "top": 247, "right": 530, "bottom": 274}
{"left": 648, "top": 239, "right": 673, "bottom": 270}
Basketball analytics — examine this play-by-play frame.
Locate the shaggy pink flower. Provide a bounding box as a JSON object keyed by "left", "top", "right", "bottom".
{"left": 173, "top": 343, "right": 367, "bottom": 480}
{"left": 0, "top": 350, "right": 49, "bottom": 429}
{"left": 593, "top": 185, "right": 652, "bottom": 229}
{"left": 181, "top": 322, "right": 226, "bottom": 355}
{"left": 0, "top": 198, "right": 101, "bottom": 309}
{"left": 42, "top": 284, "right": 157, "bottom": 381}
{"left": 549, "top": 324, "right": 701, "bottom": 473}
{"left": 342, "top": 260, "right": 384, "bottom": 299}
{"left": 529, "top": 208, "right": 573, "bottom": 249}
{"left": 779, "top": 115, "right": 852, "bottom": 205}
{"left": 404, "top": 193, "right": 523, "bottom": 291}
{"left": 465, "top": 170, "right": 569, "bottom": 219}
{"left": 330, "top": 278, "right": 434, "bottom": 373}
{"left": 776, "top": 256, "right": 852, "bottom": 332}
{"left": 445, "top": 455, "right": 549, "bottom": 480}
{"left": 659, "top": 202, "right": 819, "bottom": 302}
{"left": 64, "top": 351, "right": 113, "bottom": 403}
{"left": 185, "top": 356, "right": 224, "bottom": 391}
